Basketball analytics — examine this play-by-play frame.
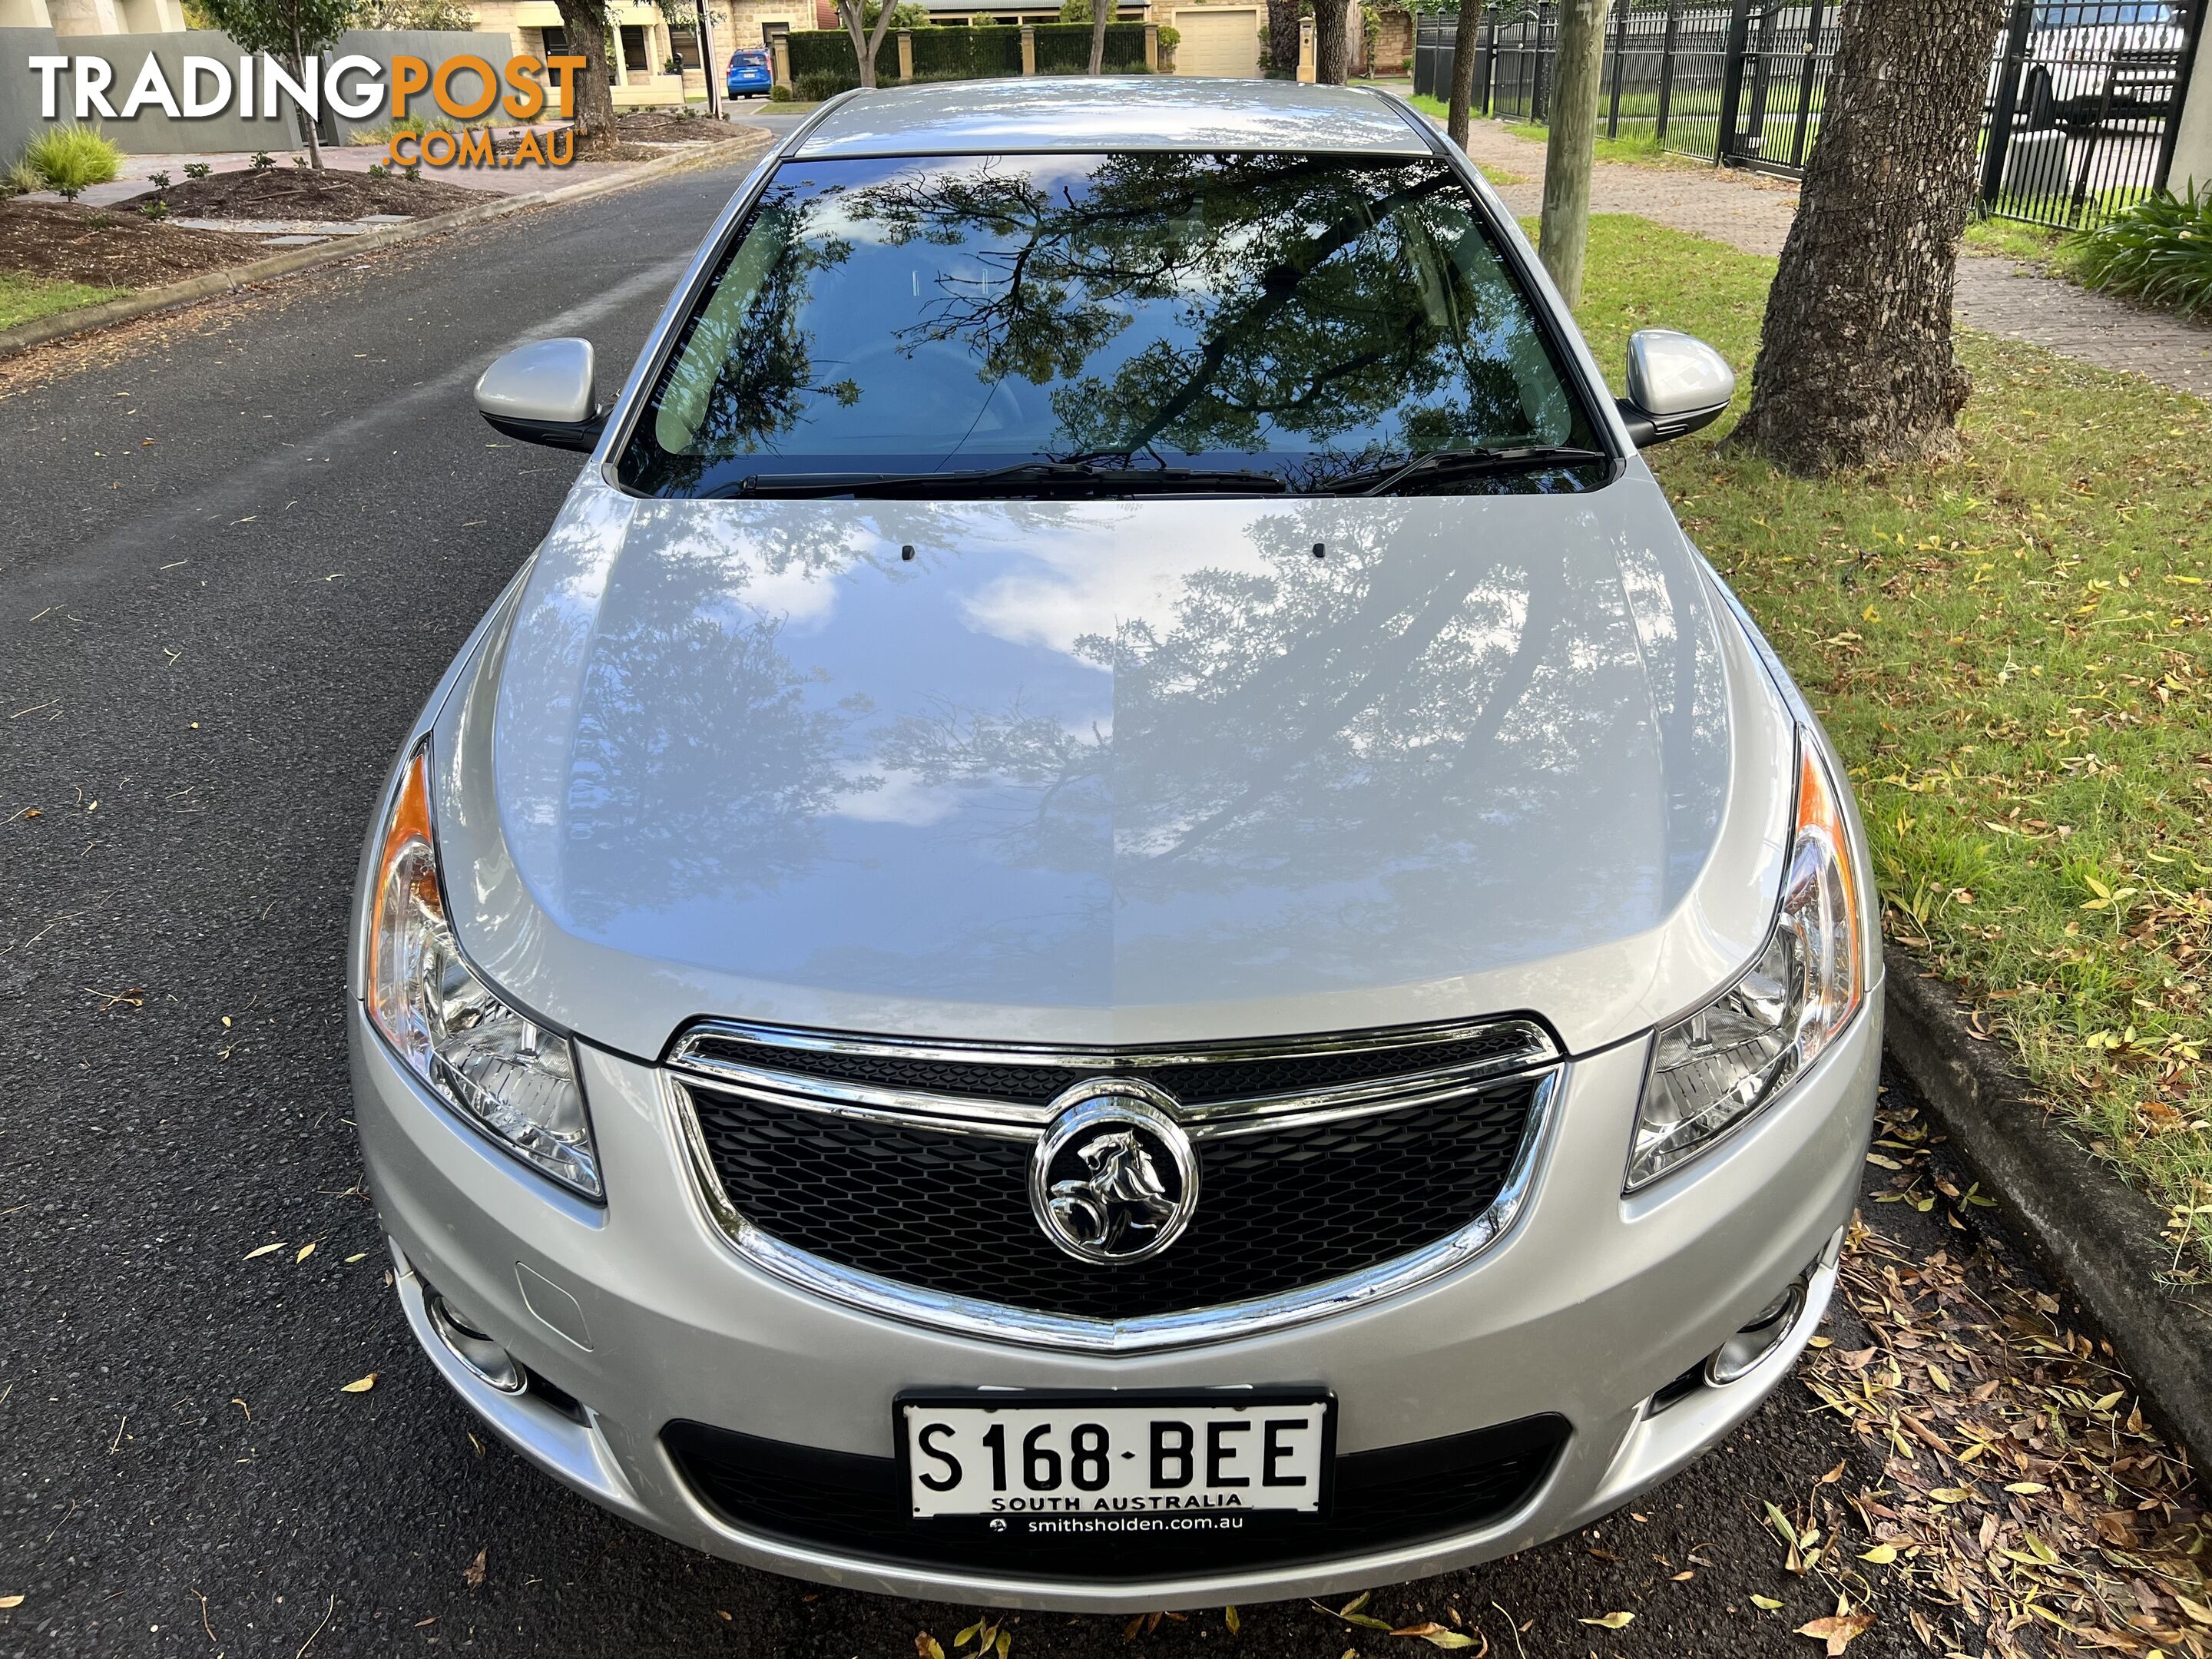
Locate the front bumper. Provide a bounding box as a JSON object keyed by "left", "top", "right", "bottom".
{"left": 351, "top": 991, "right": 1879, "bottom": 1611}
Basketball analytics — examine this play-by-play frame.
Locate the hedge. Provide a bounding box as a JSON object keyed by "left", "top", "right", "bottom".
{"left": 783, "top": 21, "right": 1148, "bottom": 93}
{"left": 1031, "top": 21, "right": 1148, "bottom": 72}
{"left": 911, "top": 22, "right": 1025, "bottom": 78}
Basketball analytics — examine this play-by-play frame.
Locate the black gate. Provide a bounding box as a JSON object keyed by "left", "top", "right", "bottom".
{"left": 1979, "top": 0, "right": 2202, "bottom": 228}
{"left": 1414, "top": 0, "right": 2201, "bottom": 226}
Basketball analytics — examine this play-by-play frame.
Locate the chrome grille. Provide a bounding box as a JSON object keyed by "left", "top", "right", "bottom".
{"left": 664, "top": 1017, "right": 1560, "bottom": 1353}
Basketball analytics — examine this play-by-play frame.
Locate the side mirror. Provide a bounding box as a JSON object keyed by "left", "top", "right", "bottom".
{"left": 1616, "top": 329, "right": 1736, "bottom": 449}
{"left": 474, "top": 338, "right": 605, "bottom": 452}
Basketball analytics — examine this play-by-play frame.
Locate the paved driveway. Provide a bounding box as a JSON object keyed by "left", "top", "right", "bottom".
{"left": 0, "top": 154, "right": 2128, "bottom": 1659}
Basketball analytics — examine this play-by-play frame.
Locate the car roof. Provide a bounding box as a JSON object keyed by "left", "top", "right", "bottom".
{"left": 791, "top": 78, "right": 1435, "bottom": 159}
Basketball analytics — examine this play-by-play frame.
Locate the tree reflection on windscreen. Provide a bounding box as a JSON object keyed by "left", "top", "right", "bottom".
{"left": 619, "top": 151, "right": 1595, "bottom": 496}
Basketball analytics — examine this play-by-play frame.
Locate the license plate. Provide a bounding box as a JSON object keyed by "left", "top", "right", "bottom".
{"left": 897, "top": 1389, "right": 1333, "bottom": 1526}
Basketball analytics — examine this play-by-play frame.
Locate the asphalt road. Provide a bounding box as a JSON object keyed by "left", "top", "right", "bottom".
{"left": 3, "top": 157, "right": 1962, "bottom": 1658}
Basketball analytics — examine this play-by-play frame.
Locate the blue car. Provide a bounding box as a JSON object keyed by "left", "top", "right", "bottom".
{"left": 727, "top": 46, "right": 771, "bottom": 96}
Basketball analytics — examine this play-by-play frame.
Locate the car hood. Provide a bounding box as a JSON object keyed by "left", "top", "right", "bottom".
{"left": 431, "top": 469, "right": 1794, "bottom": 1059}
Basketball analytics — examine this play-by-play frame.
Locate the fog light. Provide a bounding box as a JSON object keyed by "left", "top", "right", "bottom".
{"left": 426, "top": 1293, "right": 525, "bottom": 1394}
{"left": 1704, "top": 1280, "right": 1806, "bottom": 1386}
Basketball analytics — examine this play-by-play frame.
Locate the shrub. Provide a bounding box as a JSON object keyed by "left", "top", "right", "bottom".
{"left": 148, "top": 169, "right": 172, "bottom": 190}
{"left": 793, "top": 67, "right": 853, "bottom": 101}
{"left": 184, "top": 161, "right": 213, "bottom": 179}
{"left": 250, "top": 151, "right": 274, "bottom": 170}
{"left": 291, "top": 154, "right": 310, "bottom": 167}
{"left": 140, "top": 197, "right": 169, "bottom": 220}
{"left": 18, "top": 122, "right": 124, "bottom": 200}
{"left": 768, "top": 81, "right": 794, "bottom": 101}
{"left": 2067, "top": 184, "right": 2212, "bottom": 318}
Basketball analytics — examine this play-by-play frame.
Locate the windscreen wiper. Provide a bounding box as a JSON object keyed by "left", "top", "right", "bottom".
{"left": 726, "top": 460, "right": 1288, "bottom": 499}
{"left": 1341, "top": 445, "right": 1611, "bottom": 495}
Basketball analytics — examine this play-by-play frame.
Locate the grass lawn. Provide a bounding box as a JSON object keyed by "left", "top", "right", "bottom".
{"left": 0, "top": 271, "right": 127, "bottom": 331}
{"left": 1569, "top": 214, "right": 2212, "bottom": 1277}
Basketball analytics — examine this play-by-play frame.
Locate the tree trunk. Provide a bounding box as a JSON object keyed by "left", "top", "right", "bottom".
{"left": 1727, "top": 0, "right": 2008, "bottom": 474}
{"left": 1088, "top": 0, "right": 1108, "bottom": 73}
{"left": 286, "top": 21, "right": 323, "bottom": 171}
{"left": 836, "top": 0, "right": 898, "bottom": 87}
{"left": 695, "top": 0, "right": 720, "bottom": 118}
{"left": 1535, "top": 0, "right": 1604, "bottom": 306}
{"left": 1267, "top": 0, "right": 1300, "bottom": 74}
{"left": 1313, "top": 0, "right": 1349, "bottom": 84}
{"left": 1445, "top": 0, "right": 1483, "bottom": 150}
{"left": 552, "top": 0, "right": 619, "bottom": 148}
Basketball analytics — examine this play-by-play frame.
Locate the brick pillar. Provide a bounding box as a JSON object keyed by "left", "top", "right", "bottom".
{"left": 1020, "top": 22, "right": 1036, "bottom": 73}
{"left": 1296, "top": 15, "right": 1314, "bottom": 81}
{"left": 771, "top": 32, "right": 790, "bottom": 89}
{"left": 896, "top": 26, "right": 914, "bottom": 78}
{"left": 1143, "top": 18, "right": 1157, "bottom": 68}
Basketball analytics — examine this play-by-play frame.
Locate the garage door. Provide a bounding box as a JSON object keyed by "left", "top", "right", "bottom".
{"left": 1171, "top": 5, "right": 1260, "bottom": 77}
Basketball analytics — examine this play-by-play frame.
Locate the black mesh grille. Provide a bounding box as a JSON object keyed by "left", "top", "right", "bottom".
{"left": 687, "top": 1076, "right": 1540, "bottom": 1321}
{"left": 664, "top": 1413, "right": 1568, "bottom": 1579}
{"left": 677, "top": 1021, "right": 1546, "bottom": 1108}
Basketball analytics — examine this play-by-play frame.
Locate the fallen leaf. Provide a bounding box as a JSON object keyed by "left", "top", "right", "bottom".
{"left": 1577, "top": 1611, "right": 1634, "bottom": 1630}
{"left": 296, "top": 1242, "right": 316, "bottom": 1263}
{"left": 2003, "top": 1482, "right": 2048, "bottom": 1495}
{"left": 1927, "top": 1487, "right": 1975, "bottom": 1504}
{"left": 0, "top": 1595, "right": 22, "bottom": 1609}
{"left": 339, "top": 1373, "right": 378, "bottom": 1393}
{"left": 344, "top": 1253, "right": 366, "bottom": 1263}
{"left": 1858, "top": 1544, "right": 1897, "bottom": 1565}
{"left": 1224, "top": 1606, "right": 1240, "bottom": 1634}
{"left": 995, "top": 1631, "right": 1011, "bottom": 1659}
{"left": 917, "top": 1636, "right": 947, "bottom": 1659}
{"left": 243, "top": 1242, "right": 286, "bottom": 1260}
{"left": 1389, "top": 1623, "right": 1482, "bottom": 1650}
{"left": 462, "top": 1548, "right": 485, "bottom": 1588}
{"left": 1795, "top": 1611, "right": 1874, "bottom": 1655}
{"left": 2177, "top": 1595, "right": 2212, "bottom": 1627}
{"left": 1316, "top": 1591, "right": 1392, "bottom": 1632}
{"left": 1752, "top": 1596, "right": 1785, "bottom": 1611}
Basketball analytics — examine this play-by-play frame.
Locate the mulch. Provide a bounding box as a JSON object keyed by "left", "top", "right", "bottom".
{"left": 114, "top": 167, "right": 488, "bottom": 223}
{"left": 614, "top": 111, "right": 757, "bottom": 144}
{"left": 0, "top": 200, "right": 270, "bottom": 289}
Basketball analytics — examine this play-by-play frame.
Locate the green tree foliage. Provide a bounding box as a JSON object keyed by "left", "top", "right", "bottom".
{"left": 195, "top": 0, "right": 356, "bottom": 167}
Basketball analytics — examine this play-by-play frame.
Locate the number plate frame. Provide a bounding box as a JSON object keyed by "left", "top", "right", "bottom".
{"left": 893, "top": 1386, "right": 1337, "bottom": 1535}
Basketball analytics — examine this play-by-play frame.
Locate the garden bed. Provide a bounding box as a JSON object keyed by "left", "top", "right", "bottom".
{"left": 614, "top": 110, "right": 760, "bottom": 144}
{"left": 1571, "top": 214, "right": 2212, "bottom": 1279}
{"left": 114, "top": 166, "right": 488, "bottom": 223}
{"left": 0, "top": 200, "right": 267, "bottom": 289}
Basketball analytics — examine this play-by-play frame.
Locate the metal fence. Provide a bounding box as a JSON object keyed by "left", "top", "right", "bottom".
{"left": 1412, "top": 0, "right": 2204, "bottom": 228}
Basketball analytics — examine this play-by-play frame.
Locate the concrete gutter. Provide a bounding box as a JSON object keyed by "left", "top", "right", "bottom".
{"left": 0, "top": 131, "right": 770, "bottom": 361}
{"left": 1883, "top": 944, "right": 2212, "bottom": 1482}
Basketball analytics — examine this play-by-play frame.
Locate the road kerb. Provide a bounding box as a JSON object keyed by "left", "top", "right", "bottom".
{"left": 1883, "top": 945, "right": 2212, "bottom": 1485}
{"left": 0, "top": 131, "right": 772, "bottom": 362}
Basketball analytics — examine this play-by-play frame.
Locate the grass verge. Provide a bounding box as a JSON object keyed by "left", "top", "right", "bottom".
{"left": 1571, "top": 214, "right": 2212, "bottom": 1278}
{"left": 0, "top": 270, "right": 127, "bottom": 330}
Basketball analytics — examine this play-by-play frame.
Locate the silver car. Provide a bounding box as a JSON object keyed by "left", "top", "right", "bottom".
{"left": 350, "top": 78, "right": 1879, "bottom": 1611}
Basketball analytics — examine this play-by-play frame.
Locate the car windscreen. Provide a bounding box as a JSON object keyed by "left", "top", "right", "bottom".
{"left": 615, "top": 150, "right": 1605, "bottom": 498}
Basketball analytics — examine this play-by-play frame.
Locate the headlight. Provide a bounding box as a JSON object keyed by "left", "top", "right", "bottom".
{"left": 366, "top": 744, "right": 601, "bottom": 1199}
{"left": 1627, "top": 730, "right": 1865, "bottom": 1190}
